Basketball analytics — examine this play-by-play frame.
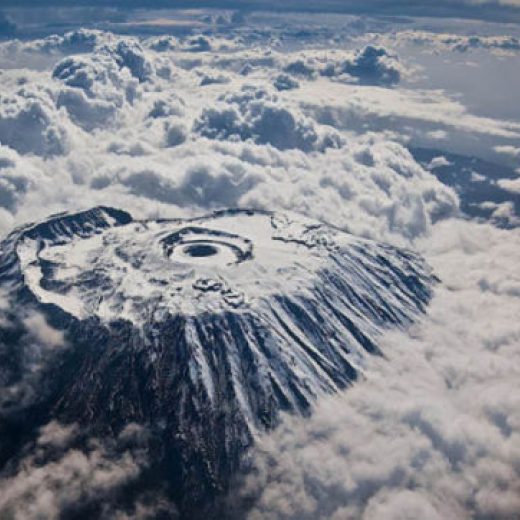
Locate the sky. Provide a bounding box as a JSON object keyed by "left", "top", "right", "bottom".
{"left": 0, "top": 5, "right": 519, "bottom": 519}
{"left": 3, "top": 0, "right": 520, "bottom": 24}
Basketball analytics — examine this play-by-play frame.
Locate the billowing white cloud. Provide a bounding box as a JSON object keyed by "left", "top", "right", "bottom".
{"left": 0, "top": 304, "right": 69, "bottom": 413}
{"left": 0, "top": 421, "right": 155, "bottom": 520}
{"left": 497, "top": 177, "right": 520, "bottom": 193}
{"left": 193, "top": 85, "right": 344, "bottom": 152}
{"left": 379, "top": 30, "right": 520, "bottom": 54}
{"left": 321, "top": 46, "right": 404, "bottom": 86}
{"left": 0, "top": 87, "right": 69, "bottom": 156}
{"left": 236, "top": 220, "right": 520, "bottom": 520}
{"left": 0, "top": 30, "right": 464, "bottom": 246}
{"left": 495, "top": 145, "right": 520, "bottom": 158}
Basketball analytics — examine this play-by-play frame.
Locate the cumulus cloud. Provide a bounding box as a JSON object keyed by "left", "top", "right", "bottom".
{"left": 382, "top": 30, "right": 520, "bottom": 54}
{"left": 0, "top": 29, "right": 117, "bottom": 69}
{"left": 0, "top": 421, "right": 154, "bottom": 520}
{"left": 200, "top": 73, "right": 230, "bottom": 86}
{"left": 321, "top": 46, "right": 403, "bottom": 86}
{"left": 0, "top": 299, "right": 173, "bottom": 519}
{"left": 0, "top": 27, "right": 468, "bottom": 249}
{"left": 494, "top": 145, "right": 520, "bottom": 159}
{"left": 279, "top": 46, "right": 405, "bottom": 86}
{"left": 235, "top": 220, "right": 520, "bottom": 520}
{"left": 273, "top": 73, "right": 299, "bottom": 91}
{"left": 29, "top": 29, "right": 113, "bottom": 55}
{"left": 194, "top": 85, "right": 344, "bottom": 152}
{"left": 0, "top": 88, "right": 69, "bottom": 156}
{"left": 4, "top": 25, "right": 517, "bottom": 243}
{"left": 52, "top": 40, "right": 152, "bottom": 130}
{"left": 22, "top": 313, "right": 65, "bottom": 349}
{"left": 0, "top": 303, "right": 69, "bottom": 414}
{"left": 283, "top": 59, "right": 317, "bottom": 79}
{"left": 426, "top": 156, "right": 452, "bottom": 169}
{"left": 0, "top": 145, "right": 41, "bottom": 216}
{"left": 183, "top": 35, "right": 212, "bottom": 52}
{"left": 497, "top": 177, "right": 520, "bottom": 194}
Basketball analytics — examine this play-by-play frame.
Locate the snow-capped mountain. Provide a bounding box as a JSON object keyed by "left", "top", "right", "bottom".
{"left": 0, "top": 206, "right": 436, "bottom": 517}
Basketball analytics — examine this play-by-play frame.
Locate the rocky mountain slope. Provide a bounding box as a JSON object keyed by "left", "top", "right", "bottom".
{"left": 0, "top": 206, "right": 437, "bottom": 518}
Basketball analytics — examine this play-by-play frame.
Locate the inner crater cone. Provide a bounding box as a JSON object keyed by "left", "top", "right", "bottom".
{"left": 184, "top": 244, "right": 219, "bottom": 257}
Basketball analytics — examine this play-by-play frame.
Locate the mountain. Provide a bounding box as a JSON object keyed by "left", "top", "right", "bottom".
{"left": 0, "top": 206, "right": 437, "bottom": 518}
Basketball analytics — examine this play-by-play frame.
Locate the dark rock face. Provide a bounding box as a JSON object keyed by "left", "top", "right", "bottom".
{"left": 0, "top": 207, "right": 437, "bottom": 518}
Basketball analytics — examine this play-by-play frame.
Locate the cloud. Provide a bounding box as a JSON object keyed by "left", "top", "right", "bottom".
{"left": 497, "top": 177, "right": 520, "bottom": 194}
{"left": 0, "top": 301, "right": 175, "bottom": 519}
{"left": 321, "top": 46, "right": 403, "bottom": 86}
{"left": 0, "top": 29, "right": 116, "bottom": 67}
{"left": 0, "top": 145, "right": 40, "bottom": 214}
{"left": 0, "top": 88, "right": 69, "bottom": 156}
{"left": 494, "top": 145, "right": 520, "bottom": 159}
{"left": 31, "top": 29, "right": 113, "bottom": 55}
{"left": 22, "top": 313, "right": 65, "bottom": 349}
{"left": 283, "top": 59, "right": 317, "bottom": 79}
{"left": 200, "top": 73, "right": 230, "bottom": 86}
{"left": 279, "top": 46, "right": 405, "bottom": 87}
{"left": 273, "top": 74, "right": 299, "bottom": 91}
{"left": 51, "top": 41, "right": 152, "bottom": 130}
{"left": 426, "top": 156, "right": 453, "bottom": 169}
{"left": 0, "top": 305, "right": 68, "bottom": 413}
{"left": 7, "top": 26, "right": 516, "bottom": 246}
{"left": 0, "top": 35, "right": 460, "bottom": 246}
{"left": 183, "top": 35, "right": 212, "bottom": 52}
{"left": 293, "top": 79, "right": 520, "bottom": 163}
{"left": 0, "top": 421, "right": 153, "bottom": 520}
{"left": 37, "top": 421, "right": 78, "bottom": 449}
{"left": 194, "top": 85, "right": 344, "bottom": 152}
{"left": 489, "top": 201, "right": 520, "bottom": 226}
{"left": 234, "top": 220, "right": 520, "bottom": 520}
{"left": 382, "top": 30, "right": 520, "bottom": 54}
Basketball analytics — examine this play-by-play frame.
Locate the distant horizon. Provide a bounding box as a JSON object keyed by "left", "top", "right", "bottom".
{"left": 2, "top": 0, "right": 520, "bottom": 24}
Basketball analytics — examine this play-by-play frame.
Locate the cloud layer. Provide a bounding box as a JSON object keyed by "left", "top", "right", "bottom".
{"left": 0, "top": 29, "right": 473, "bottom": 245}
{"left": 235, "top": 220, "right": 520, "bottom": 520}
{"left": 0, "top": 419, "right": 172, "bottom": 520}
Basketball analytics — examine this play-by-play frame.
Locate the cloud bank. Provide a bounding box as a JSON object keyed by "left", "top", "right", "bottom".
{"left": 0, "top": 29, "right": 471, "bottom": 245}
{"left": 0, "top": 420, "right": 172, "bottom": 520}
{"left": 235, "top": 219, "right": 520, "bottom": 520}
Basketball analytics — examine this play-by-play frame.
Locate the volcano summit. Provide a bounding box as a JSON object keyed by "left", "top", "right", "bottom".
{"left": 0, "top": 207, "right": 436, "bottom": 517}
